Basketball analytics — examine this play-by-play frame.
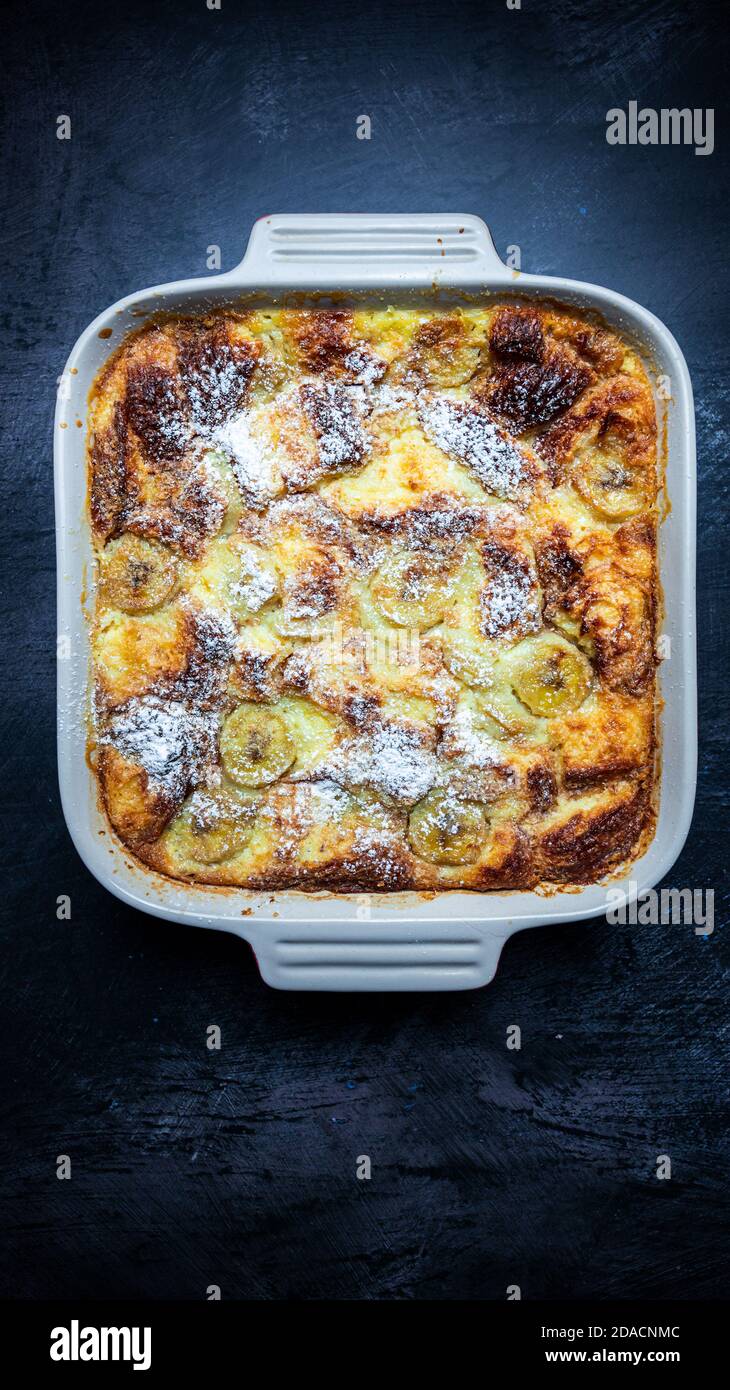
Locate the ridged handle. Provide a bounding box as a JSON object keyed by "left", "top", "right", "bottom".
{"left": 246, "top": 922, "right": 509, "bottom": 992}
{"left": 236, "top": 214, "right": 510, "bottom": 287}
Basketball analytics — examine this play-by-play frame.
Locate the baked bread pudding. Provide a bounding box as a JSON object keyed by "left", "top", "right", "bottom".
{"left": 87, "top": 302, "right": 658, "bottom": 891}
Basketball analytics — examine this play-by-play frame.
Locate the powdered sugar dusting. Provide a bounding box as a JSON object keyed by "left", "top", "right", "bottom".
{"left": 125, "top": 363, "right": 190, "bottom": 462}
{"left": 230, "top": 562, "right": 278, "bottom": 613}
{"left": 299, "top": 380, "right": 369, "bottom": 471}
{"left": 369, "top": 381, "right": 419, "bottom": 422}
{"left": 419, "top": 395, "right": 531, "bottom": 499}
{"left": 212, "top": 407, "right": 281, "bottom": 508}
{"left": 185, "top": 786, "right": 251, "bottom": 828}
{"left": 343, "top": 348, "right": 387, "bottom": 387}
{"left": 363, "top": 498, "right": 485, "bottom": 548}
{"left": 439, "top": 707, "right": 503, "bottom": 769}
{"left": 120, "top": 450, "right": 227, "bottom": 556}
{"left": 181, "top": 337, "right": 257, "bottom": 431}
{"left": 316, "top": 722, "right": 438, "bottom": 807}
{"left": 189, "top": 602, "right": 238, "bottom": 662}
{"left": 436, "top": 707, "right": 516, "bottom": 803}
{"left": 293, "top": 778, "right": 353, "bottom": 821}
{"left": 209, "top": 381, "right": 370, "bottom": 503}
{"left": 105, "top": 697, "right": 218, "bottom": 797}
{"left": 103, "top": 602, "right": 236, "bottom": 801}
{"left": 481, "top": 564, "right": 542, "bottom": 639}
{"left": 164, "top": 601, "right": 238, "bottom": 709}
{"left": 347, "top": 822, "right": 405, "bottom": 886}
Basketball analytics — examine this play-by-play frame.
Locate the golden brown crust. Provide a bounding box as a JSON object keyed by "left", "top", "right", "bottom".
{"left": 536, "top": 782, "right": 652, "bottom": 883}
{"left": 536, "top": 373, "right": 656, "bottom": 476}
{"left": 488, "top": 305, "right": 545, "bottom": 361}
{"left": 99, "top": 746, "right": 180, "bottom": 846}
{"left": 87, "top": 303, "right": 659, "bottom": 892}
{"left": 90, "top": 402, "right": 128, "bottom": 541}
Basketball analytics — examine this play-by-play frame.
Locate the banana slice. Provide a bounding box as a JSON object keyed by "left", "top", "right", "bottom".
{"left": 98, "top": 535, "right": 179, "bottom": 613}
{"left": 188, "top": 536, "right": 279, "bottom": 621}
{"left": 456, "top": 689, "right": 513, "bottom": 741}
{"left": 440, "top": 628, "right": 501, "bottom": 689}
{"left": 407, "top": 789, "right": 486, "bottom": 865}
{"left": 508, "top": 633, "right": 592, "bottom": 717}
{"left": 406, "top": 316, "right": 482, "bottom": 387}
{"left": 175, "top": 788, "right": 258, "bottom": 864}
{"left": 478, "top": 687, "right": 545, "bottom": 738}
{"left": 419, "top": 343, "right": 482, "bottom": 388}
{"left": 573, "top": 444, "right": 646, "bottom": 521}
{"left": 220, "top": 703, "right": 296, "bottom": 786}
{"left": 370, "top": 552, "right": 448, "bottom": 629}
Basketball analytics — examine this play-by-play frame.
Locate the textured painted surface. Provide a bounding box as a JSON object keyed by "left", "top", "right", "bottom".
{"left": 1, "top": 0, "right": 728, "bottom": 1300}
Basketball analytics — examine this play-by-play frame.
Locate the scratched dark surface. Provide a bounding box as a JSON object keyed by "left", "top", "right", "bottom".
{"left": 1, "top": 0, "right": 728, "bottom": 1301}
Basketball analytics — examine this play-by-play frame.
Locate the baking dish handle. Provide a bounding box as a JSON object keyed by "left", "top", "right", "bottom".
{"left": 245, "top": 921, "right": 511, "bottom": 992}
{"left": 233, "top": 214, "right": 511, "bottom": 286}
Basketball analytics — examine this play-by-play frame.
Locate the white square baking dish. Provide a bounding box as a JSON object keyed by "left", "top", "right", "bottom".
{"left": 55, "top": 214, "right": 697, "bottom": 991}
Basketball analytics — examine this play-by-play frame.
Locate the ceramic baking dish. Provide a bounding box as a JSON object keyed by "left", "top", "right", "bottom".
{"left": 55, "top": 214, "right": 696, "bottom": 991}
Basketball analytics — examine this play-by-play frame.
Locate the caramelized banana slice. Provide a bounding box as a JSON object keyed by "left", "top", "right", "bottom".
{"left": 407, "top": 316, "right": 482, "bottom": 387}
{"left": 470, "top": 687, "right": 540, "bottom": 739}
{"left": 99, "top": 535, "right": 179, "bottom": 613}
{"left": 408, "top": 789, "right": 486, "bottom": 865}
{"left": 220, "top": 703, "right": 296, "bottom": 786}
{"left": 370, "top": 552, "right": 447, "bottom": 629}
{"left": 509, "top": 633, "right": 592, "bottom": 717}
{"left": 573, "top": 445, "right": 646, "bottom": 520}
{"left": 175, "top": 788, "right": 258, "bottom": 864}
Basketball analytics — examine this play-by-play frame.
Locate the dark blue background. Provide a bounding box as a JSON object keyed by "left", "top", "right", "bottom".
{"left": 2, "top": 0, "right": 728, "bottom": 1300}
